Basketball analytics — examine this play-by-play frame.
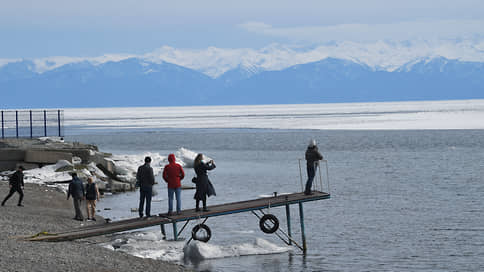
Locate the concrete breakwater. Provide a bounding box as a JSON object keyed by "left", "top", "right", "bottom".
{"left": 0, "top": 137, "right": 136, "bottom": 193}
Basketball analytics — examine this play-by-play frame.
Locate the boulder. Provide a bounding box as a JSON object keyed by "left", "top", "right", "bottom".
{"left": 110, "top": 180, "right": 133, "bottom": 192}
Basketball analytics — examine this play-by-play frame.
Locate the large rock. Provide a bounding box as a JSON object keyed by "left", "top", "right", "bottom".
{"left": 110, "top": 180, "right": 133, "bottom": 192}
{"left": 24, "top": 150, "right": 72, "bottom": 164}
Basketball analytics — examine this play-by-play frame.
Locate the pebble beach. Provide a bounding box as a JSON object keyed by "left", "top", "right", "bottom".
{"left": 0, "top": 182, "right": 191, "bottom": 272}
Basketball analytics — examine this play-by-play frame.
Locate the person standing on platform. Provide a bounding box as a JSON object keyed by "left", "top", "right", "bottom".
{"left": 304, "top": 139, "right": 323, "bottom": 195}
{"left": 85, "top": 177, "right": 100, "bottom": 221}
{"left": 193, "top": 153, "right": 216, "bottom": 212}
{"left": 162, "top": 154, "right": 185, "bottom": 215}
{"left": 67, "top": 172, "right": 85, "bottom": 221}
{"left": 136, "top": 156, "right": 155, "bottom": 218}
{"left": 2, "top": 166, "right": 25, "bottom": 207}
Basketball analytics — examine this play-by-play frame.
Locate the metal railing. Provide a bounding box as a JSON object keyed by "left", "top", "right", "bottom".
{"left": 0, "top": 110, "right": 64, "bottom": 139}
{"left": 298, "top": 159, "right": 330, "bottom": 193}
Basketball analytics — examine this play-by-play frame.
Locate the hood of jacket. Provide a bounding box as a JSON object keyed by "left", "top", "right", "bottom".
{"left": 168, "top": 154, "right": 176, "bottom": 164}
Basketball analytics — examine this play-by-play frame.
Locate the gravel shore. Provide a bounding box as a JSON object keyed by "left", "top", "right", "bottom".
{"left": 0, "top": 182, "right": 191, "bottom": 272}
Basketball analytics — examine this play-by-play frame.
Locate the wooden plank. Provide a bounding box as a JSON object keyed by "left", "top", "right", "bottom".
{"left": 27, "top": 191, "right": 330, "bottom": 242}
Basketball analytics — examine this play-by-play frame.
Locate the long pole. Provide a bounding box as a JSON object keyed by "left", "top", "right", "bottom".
{"left": 15, "top": 110, "right": 18, "bottom": 138}
{"left": 299, "top": 202, "right": 307, "bottom": 253}
{"left": 30, "top": 110, "right": 33, "bottom": 138}
{"left": 57, "top": 110, "right": 61, "bottom": 137}
{"left": 1, "top": 111, "right": 4, "bottom": 139}
{"left": 43, "top": 110, "right": 47, "bottom": 137}
{"left": 298, "top": 159, "right": 304, "bottom": 192}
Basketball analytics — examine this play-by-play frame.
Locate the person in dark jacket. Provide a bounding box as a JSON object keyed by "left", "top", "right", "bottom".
{"left": 67, "top": 172, "right": 85, "bottom": 221}
{"left": 305, "top": 139, "right": 323, "bottom": 195}
{"left": 85, "top": 177, "right": 100, "bottom": 221}
{"left": 193, "top": 153, "right": 216, "bottom": 212}
{"left": 2, "top": 166, "right": 25, "bottom": 207}
{"left": 163, "top": 154, "right": 185, "bottom": 215}
{"left": 136, "top": 156, "right": 155, "bottom": 218}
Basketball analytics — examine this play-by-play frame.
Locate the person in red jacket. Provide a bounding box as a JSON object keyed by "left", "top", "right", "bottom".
{"left": 162, "top": 154, "right": 185, "bottom": 215}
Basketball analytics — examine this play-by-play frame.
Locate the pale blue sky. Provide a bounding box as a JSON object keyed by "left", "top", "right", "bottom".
{"left": 1, "top": 0, "right": 483, "bottom": 58}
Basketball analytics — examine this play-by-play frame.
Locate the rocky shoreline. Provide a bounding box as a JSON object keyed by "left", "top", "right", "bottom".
{"left": 0, "top": 138, "right": 141, "bottom": 193}
{"left": 0, "top": 182, "right": 191, "bottom": 272}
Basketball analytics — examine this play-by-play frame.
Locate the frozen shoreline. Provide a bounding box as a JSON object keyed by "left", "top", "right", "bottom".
{"left": 0, "top": 182, "right": 191, "bottom": 272}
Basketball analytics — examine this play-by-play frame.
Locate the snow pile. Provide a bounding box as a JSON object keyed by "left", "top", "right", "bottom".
{"left": 103, "top": 231, "right": 185, "bottom": 263}
{"left": 0, "top": 148, "right": 208, "bottom": 194}
{"left": 174, "top": 147, "right": 212, "bottom": 168}
{"left": 183, "top": 238, "right": 291, "bottom": 262}
{"left": 103, "top": 230, "right": 291, "bottom": 264}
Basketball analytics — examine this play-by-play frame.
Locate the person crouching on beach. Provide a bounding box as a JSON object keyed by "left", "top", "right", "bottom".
{"left": 193, "top": 153, "right": 216, "bottom": 212}
{"left": 67, "top": 172, "right": 85, "bottom": 221}
{"left": 85, "top": 177, "right": 100, "bottom": 221}
{"left": 162, "top": 154, "right": 185, "bottom": 215}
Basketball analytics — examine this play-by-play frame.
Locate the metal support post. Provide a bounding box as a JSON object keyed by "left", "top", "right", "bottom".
{"left": 285, "top": 204, "right": 292, "bottom": 245}
{"left": 29, "top": 110, "right": 33, "bottom": 138}
{"left": 43, "top": 110, "right": 47, "bottom": 137}
{"left": 160, "top": 224, "right": 166, "bottom": 239}
{"left": 299, "top": 202, "right": 307, "bottom": 253}
{"left": 172, "top": 222, "right": 178, "bottom": 241}
{"left": 15, "top": 110, "right": 18, "bottom": 138}
{"left": 1, "top": 111, "right": 4, "bottom": 139}
{"left": 57, "top": 110, "right": 61, "bottom": 137}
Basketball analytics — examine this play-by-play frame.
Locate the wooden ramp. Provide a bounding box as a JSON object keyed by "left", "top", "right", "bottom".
{"left": 27, "top": 191, "right": 330, "bottom": 242}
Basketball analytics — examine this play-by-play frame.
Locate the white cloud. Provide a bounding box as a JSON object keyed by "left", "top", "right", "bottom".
{"left": 238, "top": 20, "right": 484, "bottom": 43}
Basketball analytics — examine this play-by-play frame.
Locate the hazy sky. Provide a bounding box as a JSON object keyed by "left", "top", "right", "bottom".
{"left": 1, "top": 0, "right": 483, "bottom": 58}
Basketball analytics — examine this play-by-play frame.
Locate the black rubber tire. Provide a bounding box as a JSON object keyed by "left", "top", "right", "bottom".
{"left": 191, "top": 223, "right": 211, "bottom": 242}
{"left": 259, "top": 214, "right": 279, "bottom": 234}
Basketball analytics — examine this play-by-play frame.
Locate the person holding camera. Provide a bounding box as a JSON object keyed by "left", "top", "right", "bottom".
{"left": 193, "top": 153, "right": 216, "bottom": 212}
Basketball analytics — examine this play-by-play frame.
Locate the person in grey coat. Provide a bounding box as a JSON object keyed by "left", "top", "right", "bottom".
{"left": 305, "top": 139, "right": 323, "bottom": 195}
{"left": 193, "top": 153, "right": 216, "bottom": 212}
{"left": 136, "top": 156, "right": 155, "bottom": 218}
{"left": 67, "top": 172, "right": 85, "bottom": 221}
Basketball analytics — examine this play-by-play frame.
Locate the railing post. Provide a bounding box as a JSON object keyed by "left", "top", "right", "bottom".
{"left": 57, "top": 110, "right": 61, "bottom": 137}
{"left": 15, "top": 110, "right": 18, "bottom": 138}
{"left": 30, "top": 110, "right": 33, "bottom": 138}
{"left": 1, "top": 111, "right": 4, "bottom": 139}
{"left": 43, "top": 110, "right": 47, "bottom": 137}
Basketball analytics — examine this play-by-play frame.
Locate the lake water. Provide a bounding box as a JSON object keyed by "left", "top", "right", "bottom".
{"left": 67, "top": 128, "right": 484, "bottom": 271}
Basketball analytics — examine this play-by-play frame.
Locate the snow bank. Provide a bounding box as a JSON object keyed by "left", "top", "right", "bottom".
{"left": 183, "top": 238, "right": 290, "bottom": 261}
{"left": 0, "top": 148, "right": 204, "bottom": 194}
{"left": 103, "top": 230, "right": 291, "bottom": 264}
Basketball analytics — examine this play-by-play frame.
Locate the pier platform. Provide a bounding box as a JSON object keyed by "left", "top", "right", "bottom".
{"left": 27, "top": 191, "right": 330, "bottom": 242}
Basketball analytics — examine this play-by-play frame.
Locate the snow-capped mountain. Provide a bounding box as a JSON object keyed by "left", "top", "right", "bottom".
{"left": 2, "top": 39, "right": 484, "bottom": 79}
{"left": 1, "top": 42, "right": 484, "bottom": 108}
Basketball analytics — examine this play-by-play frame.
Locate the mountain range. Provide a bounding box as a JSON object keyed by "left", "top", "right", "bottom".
{"left": 1, "top": 56, "right": 483, "bottom": 108}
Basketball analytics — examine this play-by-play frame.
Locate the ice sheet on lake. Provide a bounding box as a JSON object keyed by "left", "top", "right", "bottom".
{"left": 64, "top": 99, "right": 484, "bottom": 131}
